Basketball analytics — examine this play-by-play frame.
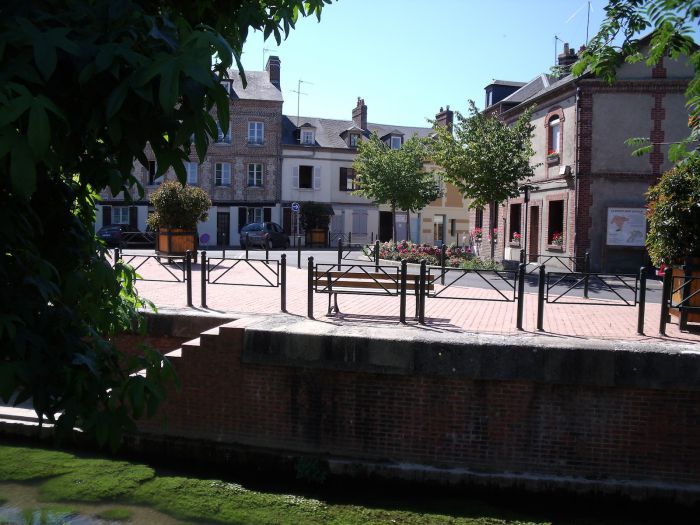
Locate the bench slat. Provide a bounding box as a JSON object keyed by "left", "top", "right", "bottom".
{"left": 314, "top": 280, "right": 434, "bottom": 291}
{"left": 315, "top": 271, "right": 397, "bottom": 280}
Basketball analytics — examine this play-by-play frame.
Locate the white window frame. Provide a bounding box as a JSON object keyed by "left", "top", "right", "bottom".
{"left": 390, "top": 136, "right": 402, "bottom": 150}
{"left": 216, "top": 120, "right": 232, "bottom": 144}
{"left": 549, "top": 117, "right": 561, "bottom": 154}
{"left": 247, "top": 163, "right": 263, "bottom": 187}
{"left": 186, "top": 162, "right": 198, "bottom": 185}
{"left": 215, "top": 162, "right": 231, "bottom": 186}
{"left": 247, "top": 207, "right": 264, "bottom": 224}
{"left": 301, "top": 130, "right": 314, "bottom": 145}
{"left": 248, "top": 121, "right": 264, "bottom": 145}
{"left": 112, "top": 206, "right": 130, "bottom": 225}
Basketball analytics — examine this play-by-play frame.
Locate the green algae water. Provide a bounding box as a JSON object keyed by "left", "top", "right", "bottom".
{"left": 0, "top": 482, "right": 185, "bottom": 525}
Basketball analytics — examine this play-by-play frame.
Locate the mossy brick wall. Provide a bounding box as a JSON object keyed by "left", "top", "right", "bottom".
{"left": 135, "top": 321, "right": 700, "bottom": 490}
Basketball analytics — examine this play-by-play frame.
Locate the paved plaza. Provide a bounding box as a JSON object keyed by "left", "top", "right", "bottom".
{"left": 122, "top": 249, "right": 700, "bottom": 346}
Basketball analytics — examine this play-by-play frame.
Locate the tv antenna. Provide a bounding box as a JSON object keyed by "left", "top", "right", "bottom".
{"left": 262, "top": 47, "right": 278, "bottom": 70}
{"left": 290, "top": 79, "right": 313, "bottom": 127}
{"left": 554, "top": 35, "right": 564, "bottom": 65}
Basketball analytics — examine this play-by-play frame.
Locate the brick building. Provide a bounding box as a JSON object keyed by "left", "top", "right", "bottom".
{"left": 475, "top": 39, "right": 692, "bottom": 272}
{"left": 96, "top": 56, "right": 284, "bottom": 247}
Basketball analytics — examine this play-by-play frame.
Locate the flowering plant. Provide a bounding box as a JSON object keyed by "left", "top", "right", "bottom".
{"left": 471, "top": 227, "right": 483, "bottom": 243}
{"left": 488, "top": 228, "right": 498, "bottom": 242}
{"left": 511, "top": 232, "right": 521, "bottom": 244}
{"left": 551, "top": 231, "right": 563, "bottom": 246}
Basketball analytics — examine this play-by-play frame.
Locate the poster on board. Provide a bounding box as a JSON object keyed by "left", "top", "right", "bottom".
{"left": 606, "top": 208, "right": 646, "bottom": 246}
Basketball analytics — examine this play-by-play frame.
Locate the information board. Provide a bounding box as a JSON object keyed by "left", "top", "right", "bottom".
{"left": 606, "top": 208, "right": 646, "bottom": 247}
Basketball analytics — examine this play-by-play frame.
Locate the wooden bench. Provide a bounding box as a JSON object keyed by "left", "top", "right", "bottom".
{"left": 313, "top": 266, "right": 434, "bottom": 317}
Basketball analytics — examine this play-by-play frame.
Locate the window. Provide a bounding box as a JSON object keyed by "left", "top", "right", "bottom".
{"left": 548, "top": 200, "right": 565, "bottom": 245}
{"left": 301, "top": 130, "right": 314, "bottom": 145}
{"left": 339, "top": 167, "right": 357, "bottom": 191}
{"left": 112, "top": 206, "right": 130, "bottom": 225}
{"left": 248, "top": 121, "right": 264, "bottom": 145}
{"left": 509, "top": 203, "right": 522, "bottom": 242}
{"left": 298, "top": 165, "right": 313, "bottom": 189}
{"left": 246, "top": 207, "right": 264, "bottom": 224}
{"left": 349, "top": 134, "right": 360, "bottom": 147}
{"left": 390, "top": 136, "right": 402, "bottom": 150}
{"left": 215, "top": 162, "right": 231, "bottom": 186}
{"left": 475, "top": 207, "right": 484, "bottom": 229}
{"left": 147, "top": 160, "right": 161, "bottom": 185}
{"left": 548, "top": 116, "right": 561, "bottom": 154}
{"left": 186, "top": 162, "right": 198, "bottom": 185}
{"left": 216, "top": 121, "right": 231, "bottom": 144}
{"left": 248, "top": 163, "right": 263, "bottom": 187}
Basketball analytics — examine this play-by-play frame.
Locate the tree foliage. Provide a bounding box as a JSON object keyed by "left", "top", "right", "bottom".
{"left": 429, "top": 101, "right": 538, "bottom": 211}
{"left": 0, "top": 0, "right": 331, "bottom": 446}
{"left": 353, "top": 134, "right": 441, "bottom": 240}
{"left": 645, "top": 156, "right": 700, "bottom": 265}
{"left": 572, "top": 0, "right": 700, "bottom": 161}
{"left": 147, "top": 181, "right": 212, "bottom": 230}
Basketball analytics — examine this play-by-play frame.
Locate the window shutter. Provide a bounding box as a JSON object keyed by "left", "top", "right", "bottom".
{"left": 224, "top": 163, "right": 231, "bottom": 184}
{"left": 238, "top": 207, "right": 247, "bottom": 231}
{"left": 292, "top": 166, "right": 299, "bottom": 189}
{"left": 263, "top": 208, "right": 271, "bottom": 222}
{"left": 103, "top": 206, "right": 111, "bottom": 226}
{"left": 129, "top": 206, "right": 138, "bottom": 228}
{"left": 339, "top": 167, "right": 347, "bottom": 191}
{"left": 313, "top": 167, "right": 321, "bottom": 190}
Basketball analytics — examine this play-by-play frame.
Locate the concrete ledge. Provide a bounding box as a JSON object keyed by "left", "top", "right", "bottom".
{"left": 242, "top": 314, "right": 700, "bottom": 391}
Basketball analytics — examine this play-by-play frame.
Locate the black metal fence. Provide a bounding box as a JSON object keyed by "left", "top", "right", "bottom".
{"left": 524, "top": 252, "right": 588, "bottom": 274}
{"left": 114, "top": 248, "right": 187, "bottom": 282}
{"left": 659, "top": 266, "right": 700, "bottom": 334}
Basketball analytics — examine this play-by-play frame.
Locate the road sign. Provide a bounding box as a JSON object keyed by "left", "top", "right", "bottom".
{"left": 291, "top": 202, "right": 300, "bottom": 213}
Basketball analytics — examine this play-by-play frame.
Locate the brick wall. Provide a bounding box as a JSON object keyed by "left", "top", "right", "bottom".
{"left": 134, "top": 318, "right": 700, "bottom": 499}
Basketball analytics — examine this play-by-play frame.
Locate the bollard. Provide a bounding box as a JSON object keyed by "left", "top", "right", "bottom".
{"left": 200, "top": 250, "right": 207, "bottom": 308}
{"left": 297, "top": 237, "right": 302, "bottom": 269}
{"left": 265, "top": 240, "right": 269, "bottom": 261}
{"left": 348, "top": 232, "right": 352, "bottom": 246}
{"left": 516, "top": 263, "right": 525, "bottom": 331}
{"left": 659, "top": 266, "right": 672, "bottom": 336}
{"left": 537, "top": 264, "right": 545, "bottom": 331}
{"left": 440, "top": 244, "right": 446, "bottom": 285}
{"left": 419, "top": 260, "right": 427, "bottom": 325}
{"left": 307, "top": 256, "right": 314, "bottom": 319}
{"left": 186, "top": 251, "right": 193, "bottom": 307}
{"left": 245, "top": 233, "right": 249, "bottom": 260}
{"left": 680, "top": 263, "right": 692, "bottom": 331}
{"left": 414, "top": 275, "right": 420, "bottom": 320}
{"left": 520, "top": 249, "right": 526, "bottom": 264}
{"left": 636, "top": 266, "right": 646, "bottom": 335}
{"left": 114, "top": 247, "right": 120, "bottom": 265}
{"left": 374, "top": 240, "right": 380, "bottom": 272}
{"left": 583, "top": 251, "right": 590, "bottom": 299}
{"left": 280, "top": 254, "right": 287, "bottom": 313}
{"left": 399, "top": 260, "right": 407, "bottom": 324}
{"left": 337, "top": 237, "right": 343, "bottom": 270}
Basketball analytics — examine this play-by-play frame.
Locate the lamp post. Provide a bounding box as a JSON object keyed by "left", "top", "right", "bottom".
{"left": 519, "top": 184, "right": 538, "bottom": 265}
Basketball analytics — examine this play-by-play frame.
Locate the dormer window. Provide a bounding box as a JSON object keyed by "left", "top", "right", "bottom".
{"left": 390, "top": 136, "right": 402, "bottom": 150}
{"left": 301, "top": 129, "right": 315, "bottom": 145}
{"left": 349, "top": 133, "right": 360, "bottom": 148}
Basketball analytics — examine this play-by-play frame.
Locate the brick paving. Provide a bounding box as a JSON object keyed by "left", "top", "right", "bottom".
{"left": 128, "top": 254, "right": 700, "bottom": 346}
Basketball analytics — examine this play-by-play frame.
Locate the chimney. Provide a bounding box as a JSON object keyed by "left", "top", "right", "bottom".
{"left": 556, "top": 43, "right": 578, "bottom": 76}
{"left": 435, "top": 105, "right": 454, "bottom": 133}
{"left": 352, "top": 97, "right": 367, "bottom": 130}
{"left": 266, "top": 55, "right": 281, "bottom": 89}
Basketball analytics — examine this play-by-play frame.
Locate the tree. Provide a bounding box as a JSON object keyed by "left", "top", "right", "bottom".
{"left": 572, "top": 0, "right": 699, "bottom": 161}
{"left": 0, "top": 0, "right": 331, "bottom": 447}
{"left": 353, "top": 134, "right": 441, "bottom": 241}
{"left": 429, "top": 100, "right": 538, "bottom": 258}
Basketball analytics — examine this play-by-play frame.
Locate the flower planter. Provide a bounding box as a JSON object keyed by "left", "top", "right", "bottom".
{"left": 306, "top": 228, "right": 327, "bottom": 248}
{"left": 156, "top": 229, "right": 197, "bottom": 256}
{"left": 670, "top": 257, "right": 700, "bottom": 324}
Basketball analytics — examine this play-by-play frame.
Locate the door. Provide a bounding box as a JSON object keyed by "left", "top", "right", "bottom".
{"left": 217, "top": 212, "right": 230, "bottom": 247}
{"left": 529, "top": 207, "right": 539, "bottom": 263}
{"left": 330, "top": 212, "right": 344, "bottom": 247}
{"left": 379, "top": 211, "right": 393, "bottom": 241}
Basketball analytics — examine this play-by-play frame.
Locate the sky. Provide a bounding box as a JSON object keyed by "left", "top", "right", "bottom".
{"left": 238, "top": 0, "right": 614, "bottom": 127}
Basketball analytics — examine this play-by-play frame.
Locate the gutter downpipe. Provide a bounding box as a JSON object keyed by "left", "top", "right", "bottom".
{"left": 574, "top": 84, "right": 580, "bottom": 267}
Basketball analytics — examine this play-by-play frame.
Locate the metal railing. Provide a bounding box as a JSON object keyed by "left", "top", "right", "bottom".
{"left": 659, "top": 266, "right": 700, "bottom": 334}
{"left": 427, "top": 266, "right": 518, "bottom": 302}
{"left": 524, "top": 252, "right": 588, "bottom": 274}
{"left": 114, "top": 248, "right": 187, "bottom": 282}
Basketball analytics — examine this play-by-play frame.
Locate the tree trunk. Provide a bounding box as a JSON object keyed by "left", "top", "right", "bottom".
{"left": 489, "top": 201, "right": 497, "bottom": 260}
{"left": 405, "top": 210, "right": 411, "bottom": 241}
{"left": 391, "top": 202, "right": 397, "bottom": 241}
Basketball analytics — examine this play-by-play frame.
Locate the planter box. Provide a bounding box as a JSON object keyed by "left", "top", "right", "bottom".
{"left": 156, "top": 229, "right": 197, "bottom": 256}
{"left": 306, "top": 228, "right": 327, "bottom": 248}
{"left": 671, "top": 257, "right": 700, "bottom": 324}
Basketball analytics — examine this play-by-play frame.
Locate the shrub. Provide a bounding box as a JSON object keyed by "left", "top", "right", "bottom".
{"left": 146, "top": 180, "right": 211, "bottom": 231}
{"left": 646, "top": 157, "right": 700, "bottom": 265}
{"left": 367, "top": 240, "right": 497, "bottom": 268}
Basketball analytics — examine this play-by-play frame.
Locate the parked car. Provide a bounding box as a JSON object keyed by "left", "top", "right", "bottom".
{"left": 239, "top": 222, "right": 290, "bottom": 250}
{"left": 97, "top": 225, "right": 155, "bottom": 248}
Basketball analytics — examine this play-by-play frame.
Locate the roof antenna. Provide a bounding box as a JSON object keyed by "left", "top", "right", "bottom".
{"left": 554, "top": 35, "right": 564, "bottom": 66}
{"left": 586, "top": 1, "right": 591, "bottom": 44}
{"left": 290, "top": 79, "right": 313, "bottom": 127}
{"left": 262, "top": 47, "right": 278, "bottom": 70}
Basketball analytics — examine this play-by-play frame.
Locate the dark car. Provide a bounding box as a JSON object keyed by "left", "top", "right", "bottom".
{"left": 240, "top": 222, "right": 290, "bottom": 250}
{"left": 97, "top": 225, "right": 154, "bottom": 248}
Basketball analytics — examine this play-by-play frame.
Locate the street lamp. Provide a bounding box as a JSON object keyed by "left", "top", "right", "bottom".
{"left": 518, "top": 184, "right": 538, "bottom": 265}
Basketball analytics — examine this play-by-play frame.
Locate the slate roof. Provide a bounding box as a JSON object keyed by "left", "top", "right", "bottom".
{"left": 486, "top": 80, "right": 527, "bottom": 88}
{"left": 229, "top": 70, "right": 283, "bottom": 102}
{"left": 489, "top": 72, "right": 578, "bottom": 115}
{"left": 282, "top": 115, "right": 432, "bottom": 149}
